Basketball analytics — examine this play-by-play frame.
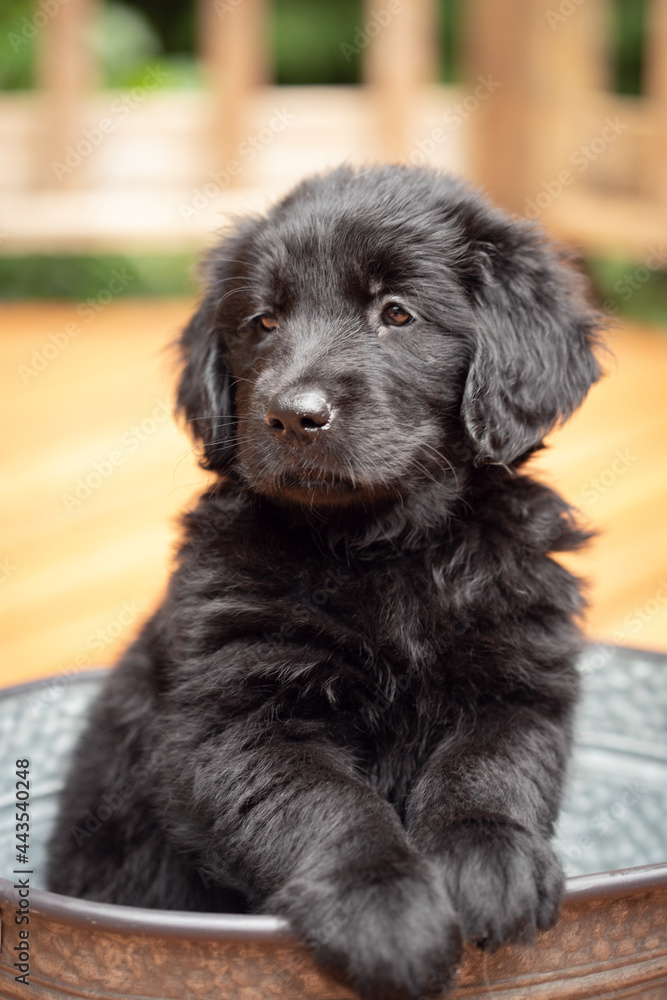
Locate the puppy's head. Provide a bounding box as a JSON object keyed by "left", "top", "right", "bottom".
{"left": 177, "top": 166, "right": 603, "bottom": 508}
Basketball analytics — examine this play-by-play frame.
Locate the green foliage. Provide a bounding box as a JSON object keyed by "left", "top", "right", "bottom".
{"left": 91, "top": 1, "right": 200, "bottom": 88}
{"left": 90, "top": 2, "right": 159, "bottom": 87}
{"left": 125, "top": 0, "right": 195, "bottom": 54}
{"left": 271, "top": 0, "right": 362, "bottom": 85}
{"left": 0, "top": 0, "right": 647, "bottom": 93}
{"left": 438, "top": 0, "right": 463, "bottom": 84}
{"left": 0, "top": 253, "right": 197, "bottom": 300}
{"left": 0, "top": 0, "right": 464, "bottom": 91}
{"left": 1, "top": 0, "right": 37, "bottom": 90}
{"left": 610, "top": 0, "right": 645, "bottom": 95}
{"left": 88, "top": 1, "right": 199, "bottom": 89}
{"left": 270, "top": 0, "right": 463, "bottom": 87}
{"left": 1, "top": 251, "right": 665, "bottom": 328}
{"left": 587, "top": 255, "right": 667, "bottom": 325}
{"left": 0, "top": 0, "right": 198, "bottom": 92}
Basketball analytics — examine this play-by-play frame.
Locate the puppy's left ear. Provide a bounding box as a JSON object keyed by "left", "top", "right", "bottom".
{"left": 461, "top": 212, "right": 605, "bottom": 465}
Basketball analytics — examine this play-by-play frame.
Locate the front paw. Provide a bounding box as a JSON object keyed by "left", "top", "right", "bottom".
{"left": 435, "top": 815, "right": 564, "bottom": 951}
{"left": 268, "top": 851, "right": 462, "bottom": 1000}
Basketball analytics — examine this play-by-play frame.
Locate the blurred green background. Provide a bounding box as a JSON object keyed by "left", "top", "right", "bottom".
{"left": 0, "top": 0, "right": 646, "bottom": 93}
{"left": 1, "top": 0, "right": 664, "bottom": 323}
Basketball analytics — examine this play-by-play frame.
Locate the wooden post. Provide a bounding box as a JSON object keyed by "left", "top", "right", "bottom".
{"left": 35, "top": 0, "right": 99, "bottom": 189}
{"left": 645, "top": 0, "right": 667, "bottom": 209}
{"left": 363, "top": 0, "right": 440, "bottom": 162}
{"left": 463, "top": 0, "right": 608, "bottom": 216}
{"left": 198, "top": 0, "right": 271, "bottom": 181}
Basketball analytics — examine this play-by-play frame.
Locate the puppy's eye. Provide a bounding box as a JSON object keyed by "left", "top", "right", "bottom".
{"left": 381, "top": 303, "right": 413, "bottom": 327}
{"left": 259, "top": 313, "right": 278, "bottom": 331}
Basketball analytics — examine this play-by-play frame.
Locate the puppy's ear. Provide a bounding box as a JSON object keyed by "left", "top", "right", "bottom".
{"left": 460, "top": 212, "right": 604, "bottom": 466}
{"left": 175, "top": 221, "right": 257, "bottom": 474}
{"left": 176, "top": 294, "right": 235, "bottom": 474}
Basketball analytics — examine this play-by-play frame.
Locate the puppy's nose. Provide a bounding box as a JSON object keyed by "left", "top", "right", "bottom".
{"left": 266, "top": 391, "right": 333, "bottom": 446}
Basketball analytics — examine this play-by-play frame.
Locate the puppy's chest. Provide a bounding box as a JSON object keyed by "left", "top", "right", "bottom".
{"left": 330, "top": 565, "right": 476, "bottom": 806}
{"left": 226, "top": 550, "right": 466, "bottom": 803}
{"left": 290, "top": 557, "right": 462, "bottom": 716}
{"left": 295, "top": 557, "right": 441, "bottom": 654}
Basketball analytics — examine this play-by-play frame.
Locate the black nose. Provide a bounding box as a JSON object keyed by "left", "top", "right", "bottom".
{"left": 266, "top": 391, "right": 333, "bottom": 446}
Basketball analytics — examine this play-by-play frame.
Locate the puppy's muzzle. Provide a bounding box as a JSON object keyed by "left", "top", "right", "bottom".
{"left": 266, "top": 391, "right": 333, "bottom": 447}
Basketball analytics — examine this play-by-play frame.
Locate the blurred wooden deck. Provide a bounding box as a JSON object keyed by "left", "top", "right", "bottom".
{"left": 0, "top": 301, "right": 666, "bottom": 690}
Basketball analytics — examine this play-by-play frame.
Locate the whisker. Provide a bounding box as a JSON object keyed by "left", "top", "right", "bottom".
{"left": 202, "top": 255, "right": 252, "bottom": 268}
{"left": 214, "top": 285, "right": 256, "bottom": 310}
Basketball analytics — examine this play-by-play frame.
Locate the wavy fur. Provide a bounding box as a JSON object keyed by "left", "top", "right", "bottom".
{"left": 48, "top": 166, "right": 604, "bottom": 999}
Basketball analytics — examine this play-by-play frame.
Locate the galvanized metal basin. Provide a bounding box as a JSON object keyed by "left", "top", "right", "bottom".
{"left": 1, "top": 644, "right": 666, "bottom": 999}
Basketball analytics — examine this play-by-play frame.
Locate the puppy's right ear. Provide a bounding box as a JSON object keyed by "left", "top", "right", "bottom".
{"left": 175, "top": 221, "right": 258, "bottom": 474}
{"left": 176, "top": 292, "right": 235, "bottom": 474}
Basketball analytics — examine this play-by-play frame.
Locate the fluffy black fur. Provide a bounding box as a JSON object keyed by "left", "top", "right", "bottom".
{"left": 48, "top": 165, "right": 604, "bottom": 999}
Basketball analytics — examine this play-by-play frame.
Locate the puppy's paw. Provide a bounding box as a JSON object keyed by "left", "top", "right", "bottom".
{"left": 269, "top": 851, "right": 462, "bottom": 999}
{"left": 436, "top": 815, "right": 565, "bottom": 951}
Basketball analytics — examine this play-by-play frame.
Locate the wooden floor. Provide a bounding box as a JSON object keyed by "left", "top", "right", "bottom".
{"left": 1, "top": 301, "right": 666, "bottom": 690}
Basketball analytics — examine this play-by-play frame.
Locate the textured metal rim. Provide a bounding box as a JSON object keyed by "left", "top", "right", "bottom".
{"left": 1, "top": 864, "right": 665, "bottom": 942}
{"left": 2, "top": 658, "right": 666, "bottom": 942}
{"left": 0, "top": 666, "right": 111, "bottom": 702}
{"left": 0, "top": 881, "right": 291, "bottom": 940}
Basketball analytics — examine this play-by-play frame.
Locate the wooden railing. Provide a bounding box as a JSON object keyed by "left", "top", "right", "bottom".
{"left": 34, "top": 0, "right": 444, "bottom": 175}
{"left": 465, "top": 0, "right": 667, "bottom": 254}
{"left": 1, "top": 0, "right": 665, "bottom": 254}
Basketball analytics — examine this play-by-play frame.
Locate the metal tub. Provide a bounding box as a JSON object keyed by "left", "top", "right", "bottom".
{"left": 1, "top": 645, "right": 666, "bottom": 999}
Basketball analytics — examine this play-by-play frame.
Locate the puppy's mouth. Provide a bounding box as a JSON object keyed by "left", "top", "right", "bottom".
{"left": 246, "top": 450, "right": 398, "bottom": 506}
{"left": 263, "top": 467, "right": 361, "bottom": 505}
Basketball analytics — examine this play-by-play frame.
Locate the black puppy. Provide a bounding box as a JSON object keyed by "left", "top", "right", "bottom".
{"left": 48, "top": 165, "right": 603, "bottom": 999}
